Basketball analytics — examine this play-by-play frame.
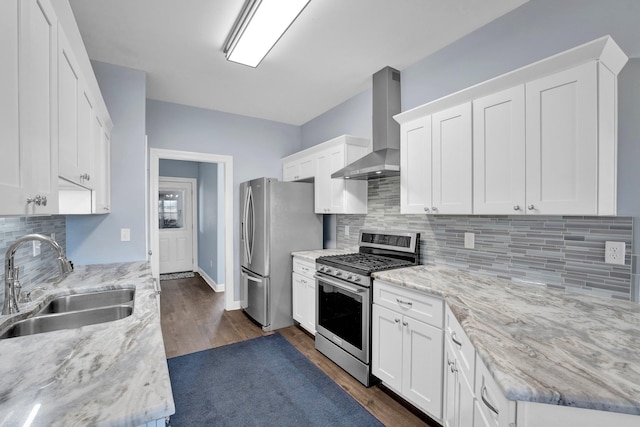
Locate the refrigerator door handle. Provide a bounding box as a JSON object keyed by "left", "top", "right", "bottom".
{"left": 247, "top": 275, "right": 262, "bottom": 283}
{"left": 242, "top": 185, "right": 252, "bottom": 264}
{"left": 247, "top": 185, "right": 255, "bottom": 264}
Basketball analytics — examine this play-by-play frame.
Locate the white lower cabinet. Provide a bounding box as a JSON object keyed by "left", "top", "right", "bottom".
{"left": 474, "top": 356, "right": 516, "bottom": 427}
{"left": 372, "top": 281, "right": 443, "bottom": 421}
{"left": 292, "top": 257, "right": 316, "bottom": 335}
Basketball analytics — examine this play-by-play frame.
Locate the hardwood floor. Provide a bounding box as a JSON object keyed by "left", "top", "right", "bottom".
{"left": 160, "top": 274, "right": 437, "bottom": 427}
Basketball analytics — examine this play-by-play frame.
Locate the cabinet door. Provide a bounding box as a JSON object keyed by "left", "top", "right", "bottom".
{"left": 473, "top": 86, "right": 526, "bottom": 215}
{"left": 329, "top": 145, "right": 346, "bottom": 212}
{"left": 314, "top": 151, "right": 332, "bottom": 213}
{"left": 432, "top": 102, "right": 472, "bottom": 214}
{"left": 92, "top": 117, "right": 111, "bottom": 213}
{"left": 20, "top": 0, "right": 58, "bottom": 214}
{"left": 400, "top": 116, "right": 432, "bottom": 214}
{"left": 458, "top": 368, "right": 475, "bottom": 427}
{"left": 303, "top": 278, "right": 316, "bottom": 334}
{"left": 371, "top": 304, "right": 403, "bottom": 392}
{"left": 298, "top": 157, "right": 315, "bottom": 180}
{"left": 0, "top": 0, "right": 22, "bottom": 215}
{"left": 402, "top": 316, "right": 443, "bottom": 420}
{"left": 292, "top": 272, "right": 305, "bottom": 324}
{"left": 283, "top": 161, "right": 299, "bottom": 182}
{"left": 77, "top": 88, "right": 94, "bottom": 186}
{"left": 443, "top": 339, "right": 458, "bottom": 427}
{"left": 58, "top": 27, "right": 82, "bottom": 184}
{"left": 525, "top": 62, "right": 598, "bottom": 215}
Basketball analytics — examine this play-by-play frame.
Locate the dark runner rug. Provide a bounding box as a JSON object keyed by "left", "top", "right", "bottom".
{"left": 167, "top": 333, "right": 384, "bottom": 426}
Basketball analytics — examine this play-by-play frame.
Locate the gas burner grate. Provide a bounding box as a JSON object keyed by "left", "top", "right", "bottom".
{"left": 318, "top": 253, "right": 414, "bottom": 272}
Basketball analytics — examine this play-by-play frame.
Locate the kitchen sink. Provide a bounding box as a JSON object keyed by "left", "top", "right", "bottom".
{"left": 0, "top": 305, "right": 134, "bottom": 339}
{"left": 37, "top": 288, "right": 135, "bottom": 314}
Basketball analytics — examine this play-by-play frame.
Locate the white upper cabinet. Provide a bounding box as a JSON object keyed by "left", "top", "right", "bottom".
{"left": 400, "top": 116, "right": 432, "bottom": 214}
{"left": 432, "top": 103, "right": 473, "bottom": 214}
{"left": 0, "top": 0, "right": 22, "bottom": 215}
{"left": 58, "top": 27, "right": 94, "bottom": 188}
{"left": 473, "top": 86, "right": 526, "bottom": 215}
{"left": 92, "top": 117, "right": 111, "bottom": 213}
{"left": 282, "top": 135, "right": 370, "bottom": 214}
{"left": 525, "top": 62, "right": 598, "bottom": 215}
{"left": 399, "top": 103, "right": 472, "bottom": 215}
{"left": 0, "top": 0, "right": 59, "bottom": 216}
{"left": 396, "top": 36, "right": 628, "bottom": 217}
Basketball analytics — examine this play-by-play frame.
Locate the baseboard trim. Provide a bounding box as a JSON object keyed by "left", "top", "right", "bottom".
{"left": 198, "top": 268, "right": 225, "bottom": 292}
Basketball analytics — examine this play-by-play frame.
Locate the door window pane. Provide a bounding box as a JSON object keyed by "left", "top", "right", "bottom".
{"left": 159, "top": 190, "right": 184, "bottom": 229}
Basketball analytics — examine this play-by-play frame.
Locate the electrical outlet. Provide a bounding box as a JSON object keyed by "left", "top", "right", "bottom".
{"left": 121, "top": 228, "right": 131, "bottom": 242}
{"left": 345, "top": 225, "right": 349, "bottom": 237}
{"left": 464, "top": 232, "right": 475, "bottom": 249}
{"left": 32, "top": 240, "right": 41, "bottom": 257}
{"left": 605, "top": 241, "right": 625, "bottom": 265}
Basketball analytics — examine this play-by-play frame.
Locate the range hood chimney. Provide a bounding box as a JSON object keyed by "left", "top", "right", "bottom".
{"left": 331, "top": 66, "right": 401, "bottom": 180}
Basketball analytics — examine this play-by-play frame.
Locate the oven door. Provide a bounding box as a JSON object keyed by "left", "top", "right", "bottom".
{"left": 315, "top": 272, "right": 370, "bottom": 363}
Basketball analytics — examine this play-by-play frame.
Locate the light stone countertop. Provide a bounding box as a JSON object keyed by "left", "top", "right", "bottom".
{"left": 0, "top": 261, "right": 175, "bottom": 427}
{"left": 291, "top": 248, "right": 356, "bottom": 262}
{"left": 372, "top": 265, "right": 640, "bottom": 416}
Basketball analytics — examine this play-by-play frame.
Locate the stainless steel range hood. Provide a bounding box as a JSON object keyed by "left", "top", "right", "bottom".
{"left": 332, "top": 66, "right": 401, "bottom": 180}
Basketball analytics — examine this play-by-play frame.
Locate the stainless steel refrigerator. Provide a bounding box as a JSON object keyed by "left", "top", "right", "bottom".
{"left": 240, "top": 177, "right": 322, "bottom": 331}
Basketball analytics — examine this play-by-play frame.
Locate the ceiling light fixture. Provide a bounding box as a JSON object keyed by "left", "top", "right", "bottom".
{"left": 223, "top": 0, "right": 311, "bottom": 68}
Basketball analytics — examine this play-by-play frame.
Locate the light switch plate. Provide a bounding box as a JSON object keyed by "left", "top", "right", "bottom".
{"left": 121, "top": 228, "right": 131, "bottom": 242}
{"left": 605, "top": 241, "right": 625, "bottom": 265}
{"left": 464, "top": 232, "right": 475, "bottom": 249}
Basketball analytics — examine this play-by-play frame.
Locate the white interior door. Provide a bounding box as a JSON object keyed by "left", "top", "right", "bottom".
{"left": 159, "top": 178, "right": 195, "bottom": 274}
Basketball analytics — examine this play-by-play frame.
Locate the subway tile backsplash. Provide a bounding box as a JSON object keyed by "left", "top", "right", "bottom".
{"left": 337, "top": 176, "right": 634, "bottom": 301}
{"left": 0, "top": 216, "right": 67, "bottom": 308}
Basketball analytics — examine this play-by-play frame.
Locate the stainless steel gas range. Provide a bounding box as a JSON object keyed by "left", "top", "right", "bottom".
{"left": 314, "top": 230, "right": 420, "bottom": 386}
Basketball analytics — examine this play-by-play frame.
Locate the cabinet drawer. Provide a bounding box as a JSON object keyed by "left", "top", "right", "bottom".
{"left": 373, "top": 280, "right": 443, "bottom": 328}
{"left": 293, "top": 257, "right": 315, "bottom": 278}
{"left": 474, "top": 356, "right": 515, "bottom": 427}
{"left": 445, "top": 305, "right": 475, "bottom": 382}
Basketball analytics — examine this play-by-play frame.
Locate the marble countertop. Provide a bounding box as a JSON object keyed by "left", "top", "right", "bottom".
{"left": 0, "top": 262, "right": 175, "bottom": 427}
{"left": 372, "top": 265, "right": 640, "bottom": 416}
{"left": 291, "top": 248, "right": 356, "bottom": 262}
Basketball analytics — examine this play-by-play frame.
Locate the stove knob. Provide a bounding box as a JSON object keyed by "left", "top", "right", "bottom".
{"left": 353, "top": 276, "right": 361, "bottom": 282}
{"left": 347, "top": 275, "right": 353, "bottom": 281}
{"left": 335, "top": 270, "right": 342, "bottom": 276}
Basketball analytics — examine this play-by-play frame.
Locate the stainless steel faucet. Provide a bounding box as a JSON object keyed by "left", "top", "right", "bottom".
{"left": 3, "top": 234, "right": 74, "bottom": 315}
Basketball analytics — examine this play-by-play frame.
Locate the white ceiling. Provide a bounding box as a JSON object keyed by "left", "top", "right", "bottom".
{"left": 68, "top": 0, "right": 528, "bottom": 126}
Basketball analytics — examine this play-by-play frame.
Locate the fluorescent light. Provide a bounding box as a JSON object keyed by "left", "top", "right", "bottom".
{"left": 224, "top": 0, "right": 311, "bottom": 67}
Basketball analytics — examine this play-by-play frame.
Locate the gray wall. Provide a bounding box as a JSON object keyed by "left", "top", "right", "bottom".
{"left": 146, "top": 99, "right": 300, "bottom": 300}
{"left": 159, "top": 159, "right": 199, "bottom": 179}
{"left": 66, "top": 61, "right": 148, "bottom": 265}
{"left": 197, "top": 162, "right": 223, "bottom": 283}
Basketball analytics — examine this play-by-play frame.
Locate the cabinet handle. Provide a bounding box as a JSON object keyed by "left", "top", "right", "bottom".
{"left": 27, "top": 195, "right": 46, "bottom": 206}
{"left": 396, "top": 298, "right": 413, "bottom": 308}
{"left": 451, "top": 332, "right": 463, "bottom": 347}
{"left": 81, "top": 173, "right": 91, "bottom": 182}
{"left": 402, "top": 320, "right": 408, "bottom": 327}
{"left": 513, "top": 205, "right": 520, "bottom": 211}
{"left": 447, "top": 358, "right": 457, "bottom": 373}
{"left": 423, "top": 207, "right": 430, "bottom": 213}
{"left": 527, "top": 204, "right": 535, "bottom": 211}
{"left": 394, "top": 318, "right": 400, "bottom": 324}
{"left": 431, "top": 207, "right": 438, "bottom": 213}
{"left": 481, "top": 385, "right": 500, "bottom": 416}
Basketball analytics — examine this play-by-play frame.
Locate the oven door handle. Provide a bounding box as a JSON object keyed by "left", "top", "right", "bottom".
{"left": 314, "top": 274, "right": 365, "bottom": 294}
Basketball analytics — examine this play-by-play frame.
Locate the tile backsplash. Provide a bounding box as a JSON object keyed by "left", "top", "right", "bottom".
{"left": 0, "top": 216, "right": 67, "bottom": 309}
{"left": 337, "top": 176, "right": 633, "bottom": 300}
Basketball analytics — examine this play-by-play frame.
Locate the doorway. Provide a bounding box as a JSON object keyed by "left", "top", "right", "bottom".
{"left": 158, "top": 177, "right": 197, "bottom": 274}
{"left": 150, "top": 148, "right": 236, "bottom": 311}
